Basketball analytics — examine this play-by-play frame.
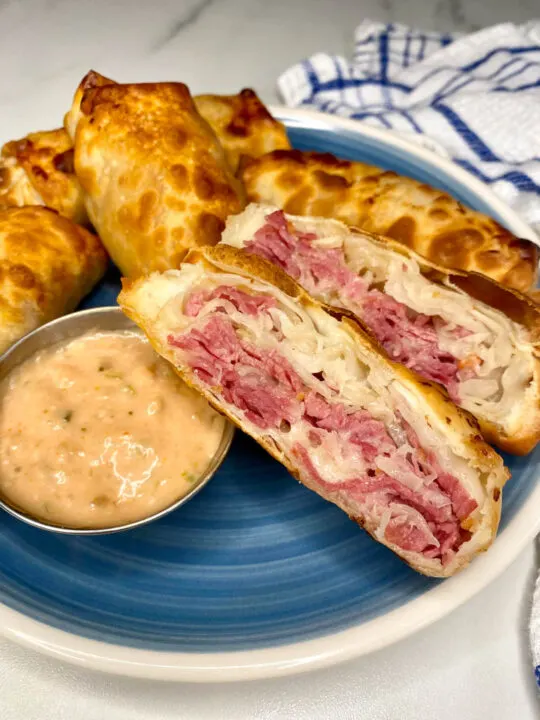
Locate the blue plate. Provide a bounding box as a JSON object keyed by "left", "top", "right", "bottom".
{"left": 1, "top": 109, "right": 539, "bottom": 681}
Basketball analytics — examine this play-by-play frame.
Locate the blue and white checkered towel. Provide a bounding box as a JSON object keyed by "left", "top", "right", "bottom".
{"left": 278, "top": 20, "right": 540, "bottom": 234}
{"left": 278, "top": 19, "right": 540, "bottom": 688}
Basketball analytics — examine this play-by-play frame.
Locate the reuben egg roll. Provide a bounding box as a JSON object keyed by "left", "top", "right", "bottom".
{"left": 0, "top": 206, "right": 107, "bottom": 353}
{"left": 194, "top": 89, "right": 291, "bottom": 173}
{"left": 0, "top": 129, "right": 88, "bottom": 225}
{"left": 65, "top": 71, "right": 245, "bottom": 278}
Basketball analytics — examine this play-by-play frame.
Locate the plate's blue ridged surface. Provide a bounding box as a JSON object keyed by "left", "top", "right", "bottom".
{"left": 0, "top": 118, "right": 538, "bottom": 653}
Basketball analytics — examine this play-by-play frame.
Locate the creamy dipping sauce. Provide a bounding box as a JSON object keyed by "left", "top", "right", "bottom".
{"left": 0, "top": 330, "right": 226, "bottom": 529}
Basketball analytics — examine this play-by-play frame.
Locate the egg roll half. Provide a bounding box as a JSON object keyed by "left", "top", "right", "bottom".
{"left": 221, "top": 204, "right": 540, "bottom": 454}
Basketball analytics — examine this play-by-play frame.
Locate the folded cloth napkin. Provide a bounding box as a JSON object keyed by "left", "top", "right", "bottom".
{"left": 277, "top": 20, "right": 540, "bottom": 234}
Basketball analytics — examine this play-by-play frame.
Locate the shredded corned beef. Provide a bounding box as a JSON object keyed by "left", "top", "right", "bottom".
{"left": 169, "top": 316, "right": 302, "bottom": 429}
{"left": 246, "top": 211, "right": 463, "bottom": 399}
{"left": 304, "top": 391, "right": 395, "bottom": 462}
{"left": 398, "top": 415, "right": 477, "bottom": 520}
{"left": 249, "top": 210, "right": 365, "bottom": 296}
{"left": 292, "top": 443, "right": 463, "bottom": 562}
{"left": 168, "top": 285, "right": 477, "bottom": 564}
{"left": 385, "top": 513, "right": 440, "bottom": 555}
{"left": 360, "top": 291, "right": 460, "bottom": 399}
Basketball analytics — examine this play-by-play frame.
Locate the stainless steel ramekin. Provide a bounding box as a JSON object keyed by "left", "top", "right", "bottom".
{"left": 0, "top": 306, "right": 234, "bottom": 534}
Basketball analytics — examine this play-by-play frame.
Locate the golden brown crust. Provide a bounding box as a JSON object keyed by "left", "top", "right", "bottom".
{"left": 64, "top": 70, "right": 115, "bottom": 141}
{"left": 528, "top": 289, "right": 540, "bottom": 304}
{"left": 65, "top": 70, "right": 245, "bottom": 278}
{"left": 194, "top": 89, "right": 291, "bottom": 173}
{"left": 240, "top": 149, "right": 538, "bottom": 292}
{"left": 0, "top": 129, "right": 88, "bottom": 225}
{"left": 198, "top": 243, "right": 303, "bottom": 300}
{"left": 0, "top": 206, "right": 108, "bottom": 353}
{"left": 119, "top": 246, "right": 508, "bottom": 577}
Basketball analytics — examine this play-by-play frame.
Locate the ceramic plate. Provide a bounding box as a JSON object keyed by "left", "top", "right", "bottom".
{"left": 1, "top": 108, "right": 539, "bottom": 682}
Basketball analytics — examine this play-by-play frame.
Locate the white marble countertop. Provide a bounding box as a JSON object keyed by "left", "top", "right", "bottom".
{"left": 1, "top": 1, "right": 539, "bottom": 718}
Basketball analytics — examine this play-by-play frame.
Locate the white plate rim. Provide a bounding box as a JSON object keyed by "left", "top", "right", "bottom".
{"left": 1, "top": 107, "right": 539, "bottom": 682}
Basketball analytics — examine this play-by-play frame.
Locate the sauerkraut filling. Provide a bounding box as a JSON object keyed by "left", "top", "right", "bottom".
{"left": 223, "top": 207, "right": 533, "bottom": 424}
{"left": 166, "top": 281, "right": 479, "bottom": 565}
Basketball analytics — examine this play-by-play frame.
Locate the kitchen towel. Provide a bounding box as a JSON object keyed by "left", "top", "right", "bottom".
{"left": 279, "top": 20, "right": 540, "bottom": 687}
{"left": 277, "top": 20, "right": 540, "bottom": 234}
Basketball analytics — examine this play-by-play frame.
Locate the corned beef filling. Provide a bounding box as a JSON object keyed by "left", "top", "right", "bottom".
{"left": 168, "top": 285, "right": 476, "bottom": 565}
{"left": 244, "top": 211, "right": 467, "bottom": 400}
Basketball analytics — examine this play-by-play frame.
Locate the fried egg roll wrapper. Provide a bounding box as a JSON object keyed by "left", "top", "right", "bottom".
{"left": 0, "top": 129, "right": 88, "bottom": 225}
{"left": 65, "top": 71, "right": 245, "bottom": 278}
{"left": 2, "top": 86, "right": 285, "bottom": 227}
{"left": 240, "top": 149, "right": 538, "bottom": 293}
{"left": 194, "top": 89, "right": 291, "bottom": 173}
